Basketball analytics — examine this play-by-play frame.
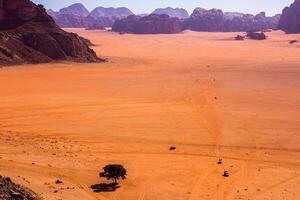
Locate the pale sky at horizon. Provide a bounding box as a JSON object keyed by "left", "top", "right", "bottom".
{"left": 33, "top": 0, "right": 294, "bottom": 16}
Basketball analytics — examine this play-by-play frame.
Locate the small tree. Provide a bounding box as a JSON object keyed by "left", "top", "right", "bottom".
{"left": 100, "top": 164, "right": 127, "bottom": 184}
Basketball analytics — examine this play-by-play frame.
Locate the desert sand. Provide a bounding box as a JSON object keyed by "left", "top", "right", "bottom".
{"left": 0, "top": 29, "right": 299, "bottom": 200}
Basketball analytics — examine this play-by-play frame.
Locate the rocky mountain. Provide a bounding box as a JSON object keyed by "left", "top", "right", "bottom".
{"left": 183, "top": 8, "right": 280, "bottom": 32}
{"left": 112, "top": 14, "right": 182, "bottom": 34}
{"left": 47, "top": 4, "right": 133, "bottom": 29}
{"left": 152, "top": 7, "right": 189, "bottom": 19}
{"left": 89, "top": 7, "right": 134, "bottom": 18}
{"left": 278, "top": 0, "right": 300, "bottom": 33}
{"left": 0, "top": 0, "right": 101, "bottom": 66}
{"left": 59, "top": 3, "right": 89, "bottom": 17}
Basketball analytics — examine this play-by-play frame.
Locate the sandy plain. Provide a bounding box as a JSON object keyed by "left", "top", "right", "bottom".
{"left": 0, "top": 29, "right": 299, "bottom": 200}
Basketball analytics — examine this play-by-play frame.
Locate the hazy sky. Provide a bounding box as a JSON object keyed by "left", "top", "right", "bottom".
{"left": 33, "top": 0, "right": 293, "bottom": 16}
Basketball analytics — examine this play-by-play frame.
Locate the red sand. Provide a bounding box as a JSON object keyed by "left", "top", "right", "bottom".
{"left": 0, "top": 29, "right": 299, "bottom": 200}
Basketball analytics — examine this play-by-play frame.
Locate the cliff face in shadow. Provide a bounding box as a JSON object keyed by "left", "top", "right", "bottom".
{"left": 0, "top": 0, "right": 102, "bottom": 66}
{"left": 278, "top": 0, "right": 300, "bottom": 33}
{"left": 112, "top": 14, "right": 182, "bottom": 34}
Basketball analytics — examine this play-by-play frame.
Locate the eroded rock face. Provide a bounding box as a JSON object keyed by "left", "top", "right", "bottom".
{"left": 278, "top": 0, "right": 300, "bottom": 33}
{"left": 183, "top": 8, "right": 280, "bottom": 32}
{"left": 112, "top": 14, "right": 182, "bottom": 34}
{"left": 0, "top": 176, "right": 40, "bottom": 200}
{"left": 0, "top": 0, "right": 102, "bottom": 66}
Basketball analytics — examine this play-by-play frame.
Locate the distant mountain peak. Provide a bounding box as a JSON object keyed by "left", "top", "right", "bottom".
{"left": 89, "top": 6, "right": 134, "bottom": 18}
{"left": 152, "top": 7, "right": 189, "bottom": 19}
{"left": 59, "top": 3, "right": 89, "bottom": 17}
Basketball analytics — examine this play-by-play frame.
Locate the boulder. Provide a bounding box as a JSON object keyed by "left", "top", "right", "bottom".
{"left": 235, "top": 35, "right": 245, "bottom": 40}
{"left": 246, "top": 31, "right": 267, "bottom": 40}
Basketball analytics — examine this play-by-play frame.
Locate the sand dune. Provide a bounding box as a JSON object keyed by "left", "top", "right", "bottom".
{"left": 0, "top": 29, "right": 299, "bottom": 200}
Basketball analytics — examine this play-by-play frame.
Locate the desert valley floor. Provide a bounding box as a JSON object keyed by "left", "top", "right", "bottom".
{"left": 0, "top": 29, "right": 299, "bottom": 200}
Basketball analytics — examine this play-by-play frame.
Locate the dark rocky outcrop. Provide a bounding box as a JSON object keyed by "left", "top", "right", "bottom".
{"left": 235, "top": 35, "right": 245, "bottom": 40}
{"left": 0, "top": 176, "right": 40, "bottom": 200}
{"left": 183, "top": 8, "right": 280, "bottom": 32}
{"left": 278, "top": 0, "right": 300, "bottom": 33}
{"left": 183, "top": 8, "right": 224, "bottom": 32}
{"left": 0, "top": 0, "right": 102, "bottom": 66}
{"left": 112, "top": 14, "right": 182, "bottom": 34}
{"left": 246, "top": 31, "right": 267, "bottom": 40}
{"left": 152, "top": 7, "right": 189, "bottom": 19}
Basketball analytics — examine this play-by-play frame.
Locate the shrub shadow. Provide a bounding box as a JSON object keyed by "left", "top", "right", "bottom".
{"left": 91, "top": 183, "right": 120, "bottom": 192}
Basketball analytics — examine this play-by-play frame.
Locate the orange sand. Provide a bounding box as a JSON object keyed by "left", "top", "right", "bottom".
{"left": 0, "top": 29, "right": 299, "bottom": 200}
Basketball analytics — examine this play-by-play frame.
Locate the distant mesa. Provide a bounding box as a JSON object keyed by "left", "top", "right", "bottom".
{"left": 48, "top": 3, "right": 134, "bottom": 30}
{"left": 278, "top": 0, "right": 300, "bottom": 33}
{"left": 152, "top": 7, "right": 189, "bottom": 19}
{"left": 89, "top": 7, "right": 134, "bottom": 18}
{"left": 0, "top": 0, "right": 102, "bottom": 66}
{"left": 46, "top": 3, "right": 288, "bottom": 34}
{"left": 182, "top": 8, "right": 280, "bottom": 32}
{"left": 112, "top": 14, "right": 182, "bottom": 34}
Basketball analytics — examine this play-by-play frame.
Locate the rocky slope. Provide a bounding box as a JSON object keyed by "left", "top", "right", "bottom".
{"left": 0, "top": 176, "right": 40, "bottom": 200}
{"left": 183, "top": 8, "right": 280, "bottom": 32}
{"left": 0, "top": 0, "right": 101, "bottom": 66}
{"left": 112, "top": 14, "right": 182, "bottom": 34}
{"left": 278, "top": 0, "right": 300, "bottom": 33}
{"left": 152, "top": 7, "right": 189, "bottom": 19}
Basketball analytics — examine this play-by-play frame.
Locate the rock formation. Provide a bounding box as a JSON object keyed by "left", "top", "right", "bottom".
{"left": 0, "top": 0, "right": 101, "bottom": 66}
{"left": 183, "top": 8, "right": 280, "bottom": 32}
{"left": 278, "top": 0, "right": 300, "bottom": 33}
{"left": 0, "top": 176, "right": 40, "bottom": 200}
{"left": 48, "top": 4, "right": 133, "bottom": 29}
{"left": 246, "top": 31, "right": 267, "bottom": 40}
{"left": 59, "top": 3, "right": 89, "bottom": 17}
{"left": 183, "top": 8, "right": 224, "bottom": 32}
{"left": 152, "top": 7, "right": 189, "bottom": 19}
{"left": 89, "top": 7, "right": 133, "bottom": 19}
{"left": 112, "top": 14, "right": 182, "bottom": 34}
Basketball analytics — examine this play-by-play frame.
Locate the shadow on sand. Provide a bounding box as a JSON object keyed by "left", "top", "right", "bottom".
{"left": 91, "top": 183, "right": 120, "bottom": 192}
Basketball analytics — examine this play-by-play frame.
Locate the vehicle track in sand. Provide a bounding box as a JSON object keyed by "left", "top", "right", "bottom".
{"left": 183, "top": 65, "right": 229, "bottom": 200}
